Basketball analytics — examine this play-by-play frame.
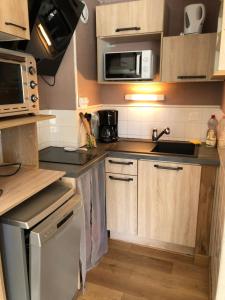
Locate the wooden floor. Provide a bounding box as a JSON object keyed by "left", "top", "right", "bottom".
{"left": 78, "top": 239, "right": 209, "bottom": 300}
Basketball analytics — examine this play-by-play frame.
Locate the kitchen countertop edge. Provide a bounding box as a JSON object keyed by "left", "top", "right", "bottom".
{"left": 39, "top": 142, "right": 220, "bottom": 178}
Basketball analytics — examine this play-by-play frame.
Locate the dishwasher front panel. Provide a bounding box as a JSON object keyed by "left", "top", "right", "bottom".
{"left": 30, "top": 196, "right": 82, "bottom": 300}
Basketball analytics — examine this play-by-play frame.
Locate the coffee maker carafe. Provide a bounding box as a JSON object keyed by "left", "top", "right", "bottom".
{"left": 98, "top": 110, "right": 118, "bottom": 143}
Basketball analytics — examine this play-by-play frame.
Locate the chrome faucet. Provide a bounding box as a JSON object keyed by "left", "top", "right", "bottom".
{"left": 152, "top": 127, "right": 170, "bottom": 142}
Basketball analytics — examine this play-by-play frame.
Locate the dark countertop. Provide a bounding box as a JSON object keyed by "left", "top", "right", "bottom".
{"left": 39, "top": 139, "right": 220, "bottom": 178}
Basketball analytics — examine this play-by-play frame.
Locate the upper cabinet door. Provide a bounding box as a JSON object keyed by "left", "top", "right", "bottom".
{"left": 214, "top": 0, "right": 225, "bottom": 77}
{"left": 0, "top": 0, "right": 30, "bottom": 41}
{"left": 161, "top": 33, "right": 217, "bottom": 82}
{"left": 96, "top": 0, "right": 165, "bottom": 37}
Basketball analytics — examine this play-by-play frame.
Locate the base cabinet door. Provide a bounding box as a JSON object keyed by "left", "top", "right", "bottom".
{"left": 138, "top": 160, "right": 201, "bottom": 248}
{"left": 106, "top": 173, "right": 137, "bottom": 235}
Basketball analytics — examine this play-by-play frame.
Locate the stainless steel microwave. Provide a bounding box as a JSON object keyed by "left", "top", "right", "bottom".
{"left": 104, "top": 50, "right": 156, "bottom": 81}
{"left": 0, "top": 48, "right": 39, "bottom": 118}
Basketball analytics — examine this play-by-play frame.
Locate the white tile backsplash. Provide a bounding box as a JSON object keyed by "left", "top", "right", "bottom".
{"left": 37, "top": 105, "right": 224, "bottom": 149}
{"left": 104, "top": 105, "right": 224, "bottom": 142}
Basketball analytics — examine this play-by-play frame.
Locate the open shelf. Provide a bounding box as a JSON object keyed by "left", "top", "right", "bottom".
{"left": 0, "top": 167, "right": 65, "bottom": 216}
{"left": 97, "top": 33, "right": 162, "bottom": 84}
{"left": 0, "top": 114, "right": 55, "bottom": 130}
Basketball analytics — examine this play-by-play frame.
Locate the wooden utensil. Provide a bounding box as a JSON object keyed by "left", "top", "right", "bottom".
{"left": 79, "top": 112, "right": 97, "bottom": 148}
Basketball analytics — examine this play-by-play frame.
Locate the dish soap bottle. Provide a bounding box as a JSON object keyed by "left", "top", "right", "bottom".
{"left": 206, "top": 115, "right": 218, "bottom": 147}
{"left": 217, "top": 116, "right": 225, "bottom": 148}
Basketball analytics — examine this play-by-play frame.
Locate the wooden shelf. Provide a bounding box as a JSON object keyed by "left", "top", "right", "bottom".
{"left": 0, "top": 114, "right": 55, "bottom": 130}
{"left": 0, "top": 167, "right": 65, "bottom": 216}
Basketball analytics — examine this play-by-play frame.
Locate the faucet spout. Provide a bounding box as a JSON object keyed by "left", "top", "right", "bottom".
{"left": 152, "top": 127, "right": 170, "bottom": 142}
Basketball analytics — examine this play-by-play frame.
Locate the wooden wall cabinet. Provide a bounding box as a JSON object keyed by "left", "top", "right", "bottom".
{"left": 0, "top": 0, "right": 30, "bottom": 41}
{"left": 161, "top": 33, "right": 217, "bottom": 82}
{"left": 213, "top": 0, "right": 225, "bottom": 78}
{"left": 138, "top": 161, "right": 202, "bottom": 248}
{"left": 96, "top": 0, "right": 165, "bottom": 37}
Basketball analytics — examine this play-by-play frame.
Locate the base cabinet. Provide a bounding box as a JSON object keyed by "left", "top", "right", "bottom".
{"left": 106, "top": 173, "right": 137, "bottom": 235}
{"left": 138, "top": 160, "right": 201, "bottom": 248}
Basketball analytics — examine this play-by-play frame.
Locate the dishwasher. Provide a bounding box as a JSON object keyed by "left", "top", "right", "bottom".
{"left": 0, "top": 180, "right": 82, "bottom": 300}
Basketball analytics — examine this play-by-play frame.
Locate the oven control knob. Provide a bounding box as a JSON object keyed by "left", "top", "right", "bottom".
{"left": 31, "top": 95, "right": 38, "bottom": 102}
{"left": 29, "top": 66, "right": 36, "bottom": 75}
{"left": 30, "top": 81, "right": 38, "bottom": 89}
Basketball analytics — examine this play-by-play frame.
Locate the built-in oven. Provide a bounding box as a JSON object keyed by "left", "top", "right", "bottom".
{"left": 0, "top": 48, "right": 39, "bottom": 117}
{"left": 104, "top": 50, "right": 156, "bottom": 81}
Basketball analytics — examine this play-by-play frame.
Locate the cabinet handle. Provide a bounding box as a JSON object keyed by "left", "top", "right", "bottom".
{"left": 115, "top": 26, "right": 141, "bottom": 32}
{"left": 177, "top": 75, "right": 206, "bottom": 80}
{"left": 5, "top": 22, "right": 26, "bottom": 31}
{"left": 109, "top": 175, "right": 133, "bottom": 182}
{"left": 108, "top": 160, "right": 133, "bottom": 166}
{"left": 154, "top": 164, "right": 183, "bottom": 171}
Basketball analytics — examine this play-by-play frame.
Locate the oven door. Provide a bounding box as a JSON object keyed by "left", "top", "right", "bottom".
{"left": 104, "top": 51, "right": 142, "bottom": 80}
{"left": 0, "top": 59, "right": 28, "bottom": 115}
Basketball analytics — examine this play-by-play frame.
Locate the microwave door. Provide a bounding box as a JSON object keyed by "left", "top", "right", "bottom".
{"left": 105, "top": 52, "right": 141, "bottom": 80}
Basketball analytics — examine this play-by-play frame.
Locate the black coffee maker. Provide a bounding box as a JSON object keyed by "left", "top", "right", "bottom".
{"left": 98, "top": 110, "right": 118, "bottom": 143}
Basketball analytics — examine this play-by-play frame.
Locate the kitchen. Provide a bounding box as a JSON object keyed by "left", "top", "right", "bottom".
{"left": 0, "top": 0, "right": 225, "bottom": 299}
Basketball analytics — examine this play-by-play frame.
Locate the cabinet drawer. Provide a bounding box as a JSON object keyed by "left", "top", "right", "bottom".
{"left": 105, "top": 157, "right": 137, "bottom": 175}
{"left": 106, "top": 173, "right": 137, "bottom": 235}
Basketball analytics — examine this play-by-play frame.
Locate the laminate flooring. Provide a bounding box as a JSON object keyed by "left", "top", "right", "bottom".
{"left": 78, "top": 239, "right": 209, "bottom": 300}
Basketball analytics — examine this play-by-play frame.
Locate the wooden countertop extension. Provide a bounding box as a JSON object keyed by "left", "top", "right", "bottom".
{"left": 0, "top": 114, "right": 55, "bottom": 130}
{"left": 0, "top": 167, "right": 65, "bottom": 216}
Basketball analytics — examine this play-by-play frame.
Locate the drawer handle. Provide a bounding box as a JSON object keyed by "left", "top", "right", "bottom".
{"left": 115, "top": 26, "right": 141, "bottom": 32}
{"left": 109, "top": 175, "right": 133, "bottom": 182}
{"left": 177, "top": 75, "right": 206, "bottom": 80}
{"left": 5, "top": 22, "right": 27, "bottom": 31}
{"left": 108, "top": 160, "right": 133, "bottom": 166}
{"left": 154, "top": 164, "right": 183, "bottom": 171}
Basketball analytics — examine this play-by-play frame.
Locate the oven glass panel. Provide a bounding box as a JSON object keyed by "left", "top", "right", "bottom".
{"left": 0, "top": 62, "right": 23, "bottom": 105}
{"left": 105, "top": 52, "right": 141, "bottom": 79}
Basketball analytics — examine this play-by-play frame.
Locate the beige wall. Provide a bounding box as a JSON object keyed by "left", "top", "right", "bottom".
{"left": 39, "top": 0, "right": 100, "bottom": 110}
{"left": 39, "top": 37, "right": 77, "bottom": 110}
{"left": 39, "top": 0, "right": 222, "bottom": 110}
{"left": 76, "top": 0, "right": 101, "bottom": 106}
{"left": 221, "top": 82, "right": 225, "bottom": 113}
{"left": 100, "top": 82, "right": 223, "bottom": 106}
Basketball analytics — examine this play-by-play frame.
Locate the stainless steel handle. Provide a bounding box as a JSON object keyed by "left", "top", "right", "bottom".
{"left": 108, "top": 160, "right": 133, "bottom": 166}
{"left": 57, "top": 211, "right": 74, "bottom": 229}
{"left": 115, "top": 26, "right": 141, "bottom": 32}
{"left": 154, "top": 164, "right": 183, "bottom": 171}
{"left": 109, "top": 175, "right": 133, "bottom": 182}
{"left": 177, "top": 75, "right": 206, "bottom": 80}
{"left": 5, "top": 22, "right": 26, "bottom": 31}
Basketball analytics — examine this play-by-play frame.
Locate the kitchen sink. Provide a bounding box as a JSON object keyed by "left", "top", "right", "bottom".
{"left": 151, "top": 141, "right": 199, "bottom": 157}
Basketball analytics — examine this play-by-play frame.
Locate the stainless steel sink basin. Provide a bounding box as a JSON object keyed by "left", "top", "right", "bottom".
{"left": 151, "top": 141, "right": 199, "bottom": 157}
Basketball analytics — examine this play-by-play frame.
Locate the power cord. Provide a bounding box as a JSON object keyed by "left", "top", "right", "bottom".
{"left": 40, "top": 75, "right": 56, "bottom": 87}
{"left": 0, "top": 163, "right": 22, "bottom": 197}
{"left": 0, "top": 163, "right": 22, "bottom": 177}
